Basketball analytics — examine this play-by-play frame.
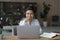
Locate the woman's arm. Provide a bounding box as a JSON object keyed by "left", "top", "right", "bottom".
{"left": 35, "top": 19, "right": 43, "bottom": 34}
{"left": 19, "top": 20, "right": 25, "bottom": 26}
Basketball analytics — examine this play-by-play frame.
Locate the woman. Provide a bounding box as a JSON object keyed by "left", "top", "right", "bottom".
{"left": 19, "top": 6, "right": 43, "bottom": 34}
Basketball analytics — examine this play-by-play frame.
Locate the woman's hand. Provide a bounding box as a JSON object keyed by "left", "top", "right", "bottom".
{"left": 25, "top": 18, "right": 32, "bottom": 24}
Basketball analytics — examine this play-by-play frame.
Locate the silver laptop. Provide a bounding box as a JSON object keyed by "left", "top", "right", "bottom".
{"left": 17, "top": 26, "right": 40, "bottom": 38}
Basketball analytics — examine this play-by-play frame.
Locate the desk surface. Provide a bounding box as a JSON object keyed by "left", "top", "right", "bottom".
{"left": 2, "top": 36, "right": 60, "bottom": 40}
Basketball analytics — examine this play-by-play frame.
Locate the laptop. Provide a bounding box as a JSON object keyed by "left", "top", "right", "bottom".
{"left": 17, "top": 25, "right": 40, "bottom": 38}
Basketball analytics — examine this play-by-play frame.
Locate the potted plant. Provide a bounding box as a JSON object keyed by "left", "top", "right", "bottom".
{"left": 8, "top": 17, "right": 14, "bottom": 25}
{"left": 40, "top": 2, "right": 51, "bottom": 27}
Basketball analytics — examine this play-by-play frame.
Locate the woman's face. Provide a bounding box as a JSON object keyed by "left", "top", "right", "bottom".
{"left": 26, "top": 10, "right": 34, "bottom": 20}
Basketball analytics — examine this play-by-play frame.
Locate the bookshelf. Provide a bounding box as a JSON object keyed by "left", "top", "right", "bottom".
{"left": 0, "top": 2, "right": 37, "bottom": 26}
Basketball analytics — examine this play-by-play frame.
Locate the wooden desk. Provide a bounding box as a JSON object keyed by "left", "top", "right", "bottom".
{"left": 2, "top": 36, "right": 60, "bottom": 40}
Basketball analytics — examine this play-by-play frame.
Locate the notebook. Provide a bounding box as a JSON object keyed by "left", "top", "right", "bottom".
{"left": 40, "top": 32, "right": 57, "bottom": 38}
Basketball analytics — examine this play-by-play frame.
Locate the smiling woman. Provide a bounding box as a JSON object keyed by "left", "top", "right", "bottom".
{"left": 25, "top": 6, "right": 36, "bottom": 24}
{"left": 19, "top": 6, "right": 43, "bottom": 35}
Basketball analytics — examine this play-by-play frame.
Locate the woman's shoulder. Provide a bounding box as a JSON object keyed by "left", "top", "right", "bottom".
{"left": 33, "top": 19, "right": 40, "bottom": 24}
{"left": 33, "top": 19, "right": 39, "bottom": 22}
{"left": 33, "top": 19, "right": 40, "bottom": 26}
{"left": 19, "top": 18, "right": 26, "bottom": 26}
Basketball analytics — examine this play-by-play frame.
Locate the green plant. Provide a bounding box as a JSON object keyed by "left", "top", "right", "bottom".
{"left": 8, "top": 17, "right": 14, "bottom": 25}
{"left": 40, "top": 2, "right": 51, "bottom": 21}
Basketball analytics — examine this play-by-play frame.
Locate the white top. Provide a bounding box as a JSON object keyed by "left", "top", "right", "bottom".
{"left": 19, "top": 19, "right": 43, "bottom": 34}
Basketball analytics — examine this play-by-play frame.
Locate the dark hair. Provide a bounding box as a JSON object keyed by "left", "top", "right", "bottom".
{"left": 26, "top": 6, "right": 36, "bottom": 13}
{"left": 24, "top": 6, "right": 37, "bottom": 19}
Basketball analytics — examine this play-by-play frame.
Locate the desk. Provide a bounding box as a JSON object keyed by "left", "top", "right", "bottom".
{"left": 2, "top": 36, "right": 60, "bottom": 40}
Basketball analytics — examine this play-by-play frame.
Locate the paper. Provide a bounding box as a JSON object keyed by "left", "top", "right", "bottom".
{"left": 40, "top": 32, "right": 57, "bottom": 38}
{"left": 51, "top": 32, "right": 60, "bottom": 36}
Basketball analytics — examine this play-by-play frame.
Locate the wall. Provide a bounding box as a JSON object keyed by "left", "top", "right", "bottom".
{"left": 0, "top": 0, "right": 60, "bottom": 26}
{"left": 40, "top": 0, "right": 60, "bottom": 26}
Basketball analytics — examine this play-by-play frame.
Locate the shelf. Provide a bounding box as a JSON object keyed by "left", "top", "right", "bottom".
{"left": 0, "top": 2, "right": 37, "bottom": 26}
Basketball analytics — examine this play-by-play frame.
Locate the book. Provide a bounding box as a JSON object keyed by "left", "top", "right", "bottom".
{"left": 40, "top": 32, "right": 57, "bottom": 38}
{"left": 51, "top": 32, "right": 60, "bottom": 36}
